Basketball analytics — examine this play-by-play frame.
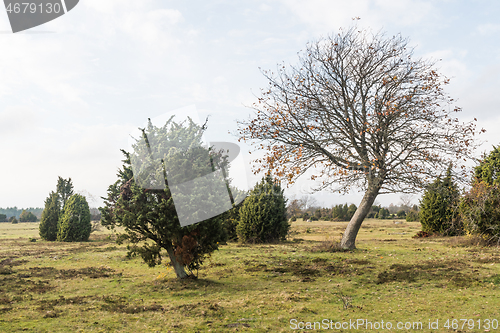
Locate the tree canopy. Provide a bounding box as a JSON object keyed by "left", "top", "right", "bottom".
{"left": 57, "top": 194, "right": 91, "bottom": 242}
{"left": 419, "top": 165, "right": 460, "bottom": 235}
{"left": 459, "top": 146, "right": 500, "bottom": 244}
{"left": 19, "top": 210, "right": 37, "bottom": 222}
{"left": 57, "top": 177, "right": 74, "bottom": 209}
{"left": 237, "top": 175, "right": 289, "bottom": 243}
{"left": 39, "top": 192, "right": 60, "bottom": 241}
{"left": 100, "top": 117, "right": 230, "bottom": 279}
{"left": 238, "top": 26, "right": 481, "bottom": 249}
{"left": 474, "top": 146, "right": 500, "bottom": 186}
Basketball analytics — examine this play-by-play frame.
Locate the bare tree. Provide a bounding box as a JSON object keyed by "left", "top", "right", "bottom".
{"left": 287, "top": 195, "right": 305, "bottom": 218}
{"left": 399, "top": 194, "right": 414, "bottom": 210}
{"left": 300, "top": 195, "right": 319, "bottom": 210}
{"left": 238, "top": 27, "right": 482, "bottom": 249}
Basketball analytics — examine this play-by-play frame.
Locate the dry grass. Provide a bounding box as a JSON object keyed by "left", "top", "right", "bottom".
{"left": 0, "top": 221, "right": 499, "bottom": 332}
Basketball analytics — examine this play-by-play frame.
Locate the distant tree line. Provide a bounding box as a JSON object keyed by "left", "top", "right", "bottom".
{"left": 287, "top": 196, "right": 358, "bottom": 221}
{"left": 0, "top": 199, "right": 99, "bottom": 224}
{"left": 286, "top": 195, "right": 419, "bottom": 222}
{"left": 0, "top": 207, "right": 42, "bottom": 222}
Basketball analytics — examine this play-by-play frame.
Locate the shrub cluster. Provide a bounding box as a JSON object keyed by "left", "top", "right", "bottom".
{"left": 0, "top": 210, "right": 40, "bottom": 222}
{"left": 39, "top": 177, "right": 91, "bottom": 242}
{"left": 417, "top": 146, "right": 500, "bottom": 244}
{"left": 405, "top": 210, "right": 419, "bottom": 222}
{"left": 19, "top": 210, "right": 38, "bottom": 222}
{"left": 297, "top": 204, "right": 357, "bottom": 221}
{"left": 375, "top": 207, "right": 390, "bottom": 219}
{"left": 459, "top": 182, "right": 500, "bottom": 244}
{"left": 367, "top": 205, "right": 407, "bottom": 220}
{"left": 331, "top": 204, "right": 357, "bottom": 221}
{"left": 458, "top": 146, "right": 500, "bottom": 244}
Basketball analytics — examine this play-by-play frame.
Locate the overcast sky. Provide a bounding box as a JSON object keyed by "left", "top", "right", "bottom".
{"left": 1, "top": 0, "right": 499, "bottom": 209}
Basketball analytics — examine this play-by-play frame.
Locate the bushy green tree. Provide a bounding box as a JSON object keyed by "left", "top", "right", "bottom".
{"left": 332, "top": 204, "right": 346, "bottom": 220}
{"left": 459, "top": 146, "right": 500, "bottom": 244}
{"left": 100, "top": 118, "right": 228, "bottom": 279}
{"left": 39, "top": 192, "right": 61, "bottom": 241}
{"left": 376, "top": 208, "right": 390, "bottom": 219}
{"left": 367, "top": 205, "right": 380, "bottom": 218}
{"left": 419, "top": 166, "right": 460, "bottom": 234}
{"left": 19, "top": 210, "right": 37, "bottom": 222}
{"left": 39, "top": 178, "right": 75, "bottom": 241}
{"left": 57, "top": 194, "right": 91, "bottom": 242}
{"left": 319, "top": 208, "right": 331, "bottom": 221}
{"left": 347, "top": 204, "right": 357, "bottom": 220}
{"left": 330, "top": 203, "right": 358, "bottom": 221}
{"left": 474, "top": 146, "right": 500, "bottom": 186}
{"left": 459, "top": 182, "right": 500, "bottom": 244}
{"left": 0, "top": 214, "right": 6, "bottom": 222}
{"left": 10, "top": 217, "right": 18, "bottom": 224}
{"left": 286, "top": 197, "right": 305, "bottom": 220}
{"left": 406, "top": 210, "right": 419, "bottom": 222}
{"left": 237, "top": 175, "right": 289, "bottom": 243}
{"left": 57, "top": 177, "right": 74, "bottom": 209}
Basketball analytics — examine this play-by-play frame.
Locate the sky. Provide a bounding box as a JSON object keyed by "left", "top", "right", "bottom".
{"left": 1, "top": 0, "right": 499, "bottom": 209}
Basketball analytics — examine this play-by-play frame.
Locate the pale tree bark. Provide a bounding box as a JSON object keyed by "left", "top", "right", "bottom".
{"left": 340, "top": 185, "right": 380, "bottom": 249}
{"left": 165, "top": 242, "right": 188, "bottom": 279}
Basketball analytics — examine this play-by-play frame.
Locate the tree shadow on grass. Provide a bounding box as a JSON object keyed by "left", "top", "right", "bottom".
{"left": 376, "top": 259, "right": 479, "bottom": 287}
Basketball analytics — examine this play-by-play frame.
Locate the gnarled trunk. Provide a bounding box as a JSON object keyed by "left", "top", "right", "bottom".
{"left": 340, "top": 186, "right": 380, "bottom": 250}
{"left": 165, "top": 242, "right": 188, "bottom": 279}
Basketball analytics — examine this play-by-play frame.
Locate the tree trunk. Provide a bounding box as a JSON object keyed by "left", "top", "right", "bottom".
{"left": 340, "top": 186, "right": 380, "bottom": 250}
{"left": 165, "top": 242, "right": 188, "bottom": 279}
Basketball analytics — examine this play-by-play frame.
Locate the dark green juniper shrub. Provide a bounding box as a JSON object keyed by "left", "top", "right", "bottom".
{"left": 419, "top": 165, "right": 461, "bottom": 235}
{"left": 57, "top": 194, "right": 91, "bottom": 242}
{"left": 459, "top": 146, "right": 500, "bottom": 245}
{"left": 100, "top": 118, "right": 228, "bottom": 279}
{"left": 39, "top": 192, "right": 60, "bottom": 241}
{"left": 237, "top": 175, "right": 289, "bottom": 243}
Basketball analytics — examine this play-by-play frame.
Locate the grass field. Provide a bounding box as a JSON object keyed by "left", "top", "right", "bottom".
{"left": 1, "top": 220, "right": 499, "bottom": 332}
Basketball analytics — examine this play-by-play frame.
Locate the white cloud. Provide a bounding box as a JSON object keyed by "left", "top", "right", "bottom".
{"left": 259, "top": 4, "right": 273, "bottom": 12}
{"left": 477, "top": 23, "right": 500, "bottom": 35}
{"left": 0, "top": 106, "right": 39, "bottom": 136}
{"left": 120, "top": 8, "right": 184, "bottom": 47}
{"left": 0, "top": 0, "right": 499, "bottom": 210}
{"left": 422, "top": 49, "right": 470, "bottom": 80}
{"left": 373, "top": 0, "right": 435, "bottom": 26}
{"left": 0, "top": 122, "right": 134, "bottom": 207}
{"left": 276, "top": 0, "right": 436, "bottom": 33}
